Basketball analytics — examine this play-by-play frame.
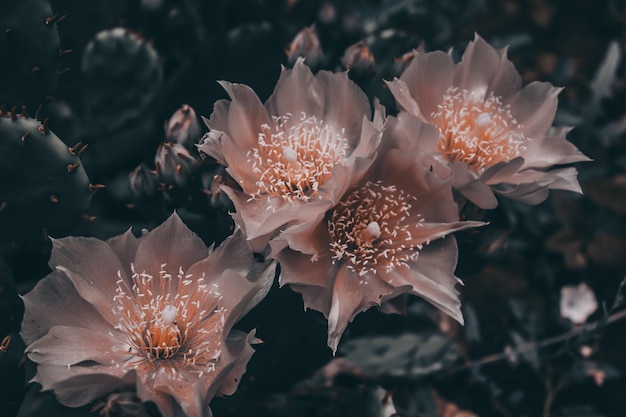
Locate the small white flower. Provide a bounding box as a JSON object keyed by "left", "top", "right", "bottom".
{"left": 560, "top": 282, "right": 598, "bottom": 324}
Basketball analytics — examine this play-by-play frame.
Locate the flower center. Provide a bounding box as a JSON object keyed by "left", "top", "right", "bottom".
{"left": 113, "top": 264, "right": 225, "bottom": 377}
{"left": 328, "top": 181, "right": 424, "bottom": 278}
{"left": 431, "top": 86, "right": 526, "bottom": 173}
{"left": 249, "top": 112, "right": 349, "bottom": 201}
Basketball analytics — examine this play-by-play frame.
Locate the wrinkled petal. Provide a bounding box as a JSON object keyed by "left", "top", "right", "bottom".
{"left": 327, "top": 266, "right": 397, "bottom": 353}
{"left": 506, "top": 82, "right": 562, "bottom": 138}
{"left": 186, "top": 232, "right": 276, "bottom": 331}
{"left": 265, "top": 59, "right": 324, "bottom": 120}
{"left": 316, "top": 70, "right": 371, "bottom": 144}
{"left": 222, "top": 185, "right": 334, "bottom": 251}
{"left": 107, "top": 228, "right": 146, "bottom": 279}
{"left": 27, "top": 325, "right": 128, "bottom": 366}
{"left": 133, "top": 212, "right": 209, "bottom": 285}
{"left": 50, "top": 237, "right": 127, "bottom": 325}
{"left": 401, "top": 50, "right": 455, "bottom": 119}
{"left": 385, "top": 78, "right": 422, "bottom": 117}
{"left": 21, "top": 270, "right": 112, "bottom": 345}
{"left": 454, "top": 34, "right": 521, "bottom": 98}
{"left": 385, "top": 238, "right": 463, "bottom": 324}
{"left": 522, "top": 134, "right": 592, "bottom": 168}
{"left": 33, "top": 363, "right": 126, "bottom": 407}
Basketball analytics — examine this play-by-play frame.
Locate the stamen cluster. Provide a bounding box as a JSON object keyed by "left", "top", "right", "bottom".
{"left": 249, "top": 112, "right": 349, "bottom": 202}
{"left": 431, "top": 86, "right": 526, "bottom": 173}
{"left": 328, "top": 181, "right": 424, "bottom": 277}
{"left": 112, "top": 263, "right": 225, "bottom": 379}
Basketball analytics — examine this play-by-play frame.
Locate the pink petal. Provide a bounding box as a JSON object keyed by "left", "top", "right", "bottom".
{"left": 206, "top": 99, "right": 231, "bottom": 134}
{"left": 186, "top": 232, "right": 276, "bottom": 331}
{"left": 385, "top": 238, "right": 463, "bottom": 323}
{"left": 107, "top": 228, "right": 145, "bottom": 280}
{"left": 449, "top": 161, "right": 498, "bottom": 209}
{"left": 400, "top": 50, "right": 455, "bottom": 119}
{"left": 487, "top": 46, "right": 523, "bottom": 98}
{"left": 27, "top": 325, "right": 127, "bottom": 366}
{"left": 274, "top": 247, "right": 336, "bottom": 288}
{"left": 264, "top": 59, "right": 323, "bottom": 120}
{"left": 133, "top": 212, "right": 209, "bottom": 287}
{"left": 315, "top": 70, "right": 372, "bottom": 145}
{"left": 522, "top": 134, "right": 592, "bottom": 169}
{"left": 506, "top": 81, "right": 562, "bottom": 137}
{"left": 384, "top": 112, "right": 440, "bottom": 154}
{"left": 33, "top": 363, "right": 126, "bottom": 407}
{"left": 218, "top": 81, "right": 270, "bottom": 151}
{"left": 385, "top": 78, "right": 422, "bottom": 117}
{"left": 327, "top": 266, "right": 396, "bottom": 353}
{"left": 289, "top": 283, "right": 333, "bottom": 313}
{"left": 49, "top": 237, "right": 127, "bottom": 325}
{"left": 454, "top": 35, "right": 498, "bottom": 93}
{"left": 218, "top": 329, "right": 257, "bottom": 396}
{"left": 222, "top": 185, "right": 334, "bottom": 251}
{"left": 21, "top": 271, "right": 112, "bottom": 345}
{"left": 481, "top": 157, "right": 525, "bottom": 185}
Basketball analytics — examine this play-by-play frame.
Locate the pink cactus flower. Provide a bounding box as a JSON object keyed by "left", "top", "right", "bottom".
{"left": 270, "top": 116, "right": 484, "bottom": 352}
{"left": 21, "top": 213, "right": 276, "bottom": 417}
{"left": 198, "top": 58, "right": 383, "bottom": 252}
{"left": 387, "top": 34, "right": 590, "bottom": 209}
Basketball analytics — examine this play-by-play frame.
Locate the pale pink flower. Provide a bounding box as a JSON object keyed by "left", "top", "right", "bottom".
{"left": 198, "top": 58, "right": 383, "bottom": 252}
{"left": 387, "top": 34, "right": 590, "bottom": 209}
{"left": 21, "top": 213, "right": 276, "bottom": 417}
{"left": 270, "top": 116, "right": 484, "bottom": 352}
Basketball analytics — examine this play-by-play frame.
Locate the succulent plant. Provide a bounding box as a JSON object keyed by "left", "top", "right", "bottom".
{"left": 0, "top": 111, "right": 93, "bottom": 243}
{"left": 0, "top": 0, "right": 62, "bottom": 111}
{"left": 81, "top": 27, "right": 162, "bottom": 133}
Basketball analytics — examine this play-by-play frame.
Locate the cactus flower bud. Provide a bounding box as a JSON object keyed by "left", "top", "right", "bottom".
{"left": 286, "top": 25, "right": 324, "bottom": 68}
{"left": 165, "top": 104, "right": 202, "bottom": 149}
{"left": 341, "top": 40, "right": 375, "bottom": 74}
{"left": 155, "top": 142, "right": 198, "bottom": 187}
{"left": 129, "top": 163, "right": 158, "bottom": 198}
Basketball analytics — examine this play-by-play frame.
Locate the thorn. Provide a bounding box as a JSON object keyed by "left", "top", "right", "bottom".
{"left": 17, "top": 355, "right": 27, "bottom": 368}
{"left": 32, "top": 65, "right": 41, "bottom": 73}
{"left": 89, "top": 183, "right": 106, "bottom": 192}
{"left": 44, "top": 95, "right": 56, "bottom": 102}
{"left": 37, "top": 118, "right": 49, "bottom": 134}
{"left": 45, "top": 15, "right": 58, "bottom": 25}
{"left": 68, "top": 141, "right": 83, "bottom": 155}
{"left": 20, "top": 106, "right": 28, "bottom": 118}
{"left": 58, "top": 49, "right": 73, "bottom": 57}
{"left": 0, "top": 202, "right": 6, "bottom": 212}
{"left": 67, "top": 162, "right": 80, "bottom": 173}
{"left": 49, "top": 194, "right": 59, "bottom": 203}
{"left": 34, "top": 103, "right": 43, "bottom": 121}
{"left": 0, "top": 335, "right": 10, "bottom": 352}
{"left": 77, "top": 143, "right": 88, "bottom": 157}
{"left": 58, "top": 68, "right": 71, "bottom": 76}
{"left": 55, "top": 15, "right": 67, "bottom": 25}
{"left": 21, "top": 131, "right": 31, "bottom": 142}
{"left": 81, "top": 214, "right": 97, "bottom": 222}
{"left": 9, "top": 106, "right": 17, "bottom": 120}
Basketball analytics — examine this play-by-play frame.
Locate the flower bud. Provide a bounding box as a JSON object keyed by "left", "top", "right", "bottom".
{"left": 155, "top": 142, "right": 198, "bottom": 187}
{"left": 129, "top": 163, "right": 158, "bottom": 198}
{"left": 341, "top": 40, "right": 375, "bottom": 74}
{"left": 286, "top": 25, "right": 324, "bottom": 68}
{"left": 164, "top": 104, "right": 202, "bottom": 149}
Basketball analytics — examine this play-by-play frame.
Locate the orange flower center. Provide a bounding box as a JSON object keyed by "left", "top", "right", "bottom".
{"left": 328, "top": 181, "right": 424, "bottom": 278}
{"left": 249, "top": 112, "right": 349, "bottom": 201}
{"left": 113, "top": 265, "right": 225, "bottom": 378}
{"left": 431, "top": 86, "right": 526, "bottom": 173}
